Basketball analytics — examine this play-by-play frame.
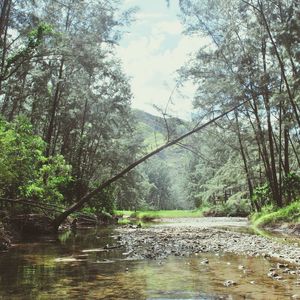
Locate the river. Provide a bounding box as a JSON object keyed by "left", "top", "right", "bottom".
{"left": 0, "top": 218, "right": 300, "bottom": 299}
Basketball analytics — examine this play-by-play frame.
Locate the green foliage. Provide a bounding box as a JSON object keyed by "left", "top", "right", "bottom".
{"left": 252, "top": 201, "right": 300, "bottom": 227}
{"left": 251, "top": 205, "right": 275, "bottom": 222}
{"left": 0, "top": 117, "right": 71, "bottom": 211}
{"left": 224, "top": 197, "right": 251, "bottom": 217}
{"left": 251, "top": 175, "right": 300, "bottom": 211}
{"left": 0, "top": 117, "right": 45, "bottom": 198}
{"left": 27, "top": 23, "right": 54, "bottom": 48}
{"left": 117, "top": 218, "right": 131, "bottom": 225}
{"left": 282, "top": 172, "right": 300, "bottom": 201}
{"left": 6, "top": 23, "right": 53, "bottom": 70}
{"left": 180, "top": 0, "right": 300, "bottom": 214}
{"left": 251, "top": 184, "right": 271, "bottom": 209}
{"left": 89, "top": 187, "right": 116, "bottom": 215}
{"left": 186, "top": 128, "right": 249, "bottom": 209}
{"left": 202, "top": 198, "right": 251, "bottom": 217}
{"left": 21, "top": 155, "right": 72, "bottom": 205}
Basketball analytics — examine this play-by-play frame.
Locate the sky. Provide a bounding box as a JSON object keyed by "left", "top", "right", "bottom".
{"left": 116, "top": 0, "right": 208, "bottom": 120}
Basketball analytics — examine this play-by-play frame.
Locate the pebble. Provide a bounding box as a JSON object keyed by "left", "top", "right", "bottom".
{"left": 116, "top": 221, "right": 300, "bottom": 266}
{"left": 277, "top": 263, "right": 288, "bottom": 269}
{"left": 282, "top": 268, "right": 290, "bottom": 273}
{"left": 269, "top": 268, "right": 276, "bottom": 272}
{"left": 223, "top": 280, "right": 237, "bottom": 287}
{"left": 267, "top": 271, "right": 279, "bottom": 278}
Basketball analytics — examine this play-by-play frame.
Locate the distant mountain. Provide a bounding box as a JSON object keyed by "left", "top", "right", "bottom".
{"left": 133, "top": 109, "right": 189, "bottom": 151}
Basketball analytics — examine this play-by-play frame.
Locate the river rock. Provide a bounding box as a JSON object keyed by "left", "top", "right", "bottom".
{"left": 277, "top": 263, "right": 288, "bottom": 269}
{"left": 116, "top": 218, "right": 300, "bottom": 265}
{"left": 223, "top": 280, "right": 237, "bottom": 287}
{"left": 268, "top": 271, "right": 280, "bottom": 279}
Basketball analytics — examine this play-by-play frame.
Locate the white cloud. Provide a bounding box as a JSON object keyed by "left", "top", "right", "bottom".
{"left": 135, "top": 12, "right": 167, "bottom": 20}
{"left": 152, "top": 21, "right": 183, "bottom": 35}
{"left": 123, "top": 0, "right": 137, "bottom": 5}
{"left": 116, "top": 7, "right": 210, "bottom": 119}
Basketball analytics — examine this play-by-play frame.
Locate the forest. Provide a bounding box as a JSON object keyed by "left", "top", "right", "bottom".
{"left": 0, "top": 0, "right": 299, "bottom": 230}
{"left": 1, "top": 0, "right": 300, "bottom": 298}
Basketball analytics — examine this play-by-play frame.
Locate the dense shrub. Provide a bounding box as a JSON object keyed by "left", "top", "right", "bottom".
{"left": 0, "top": 118, "right": 71, "bottom": 214}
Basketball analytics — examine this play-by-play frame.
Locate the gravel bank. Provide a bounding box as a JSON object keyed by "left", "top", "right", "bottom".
{"left": 117, "top": 217, "right": 300, "bottom": 265}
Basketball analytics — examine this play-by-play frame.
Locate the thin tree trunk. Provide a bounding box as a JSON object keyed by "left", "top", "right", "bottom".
{"left": 248, "top": 92, "right": 273, "bottom": 191}
{"left": 45, "top": 0, "right": 73, "bottom": 156}
{"left": 0, "top": 0, "right": 11, "bottom": 94}
{"left": 258, "top": 0, "right": 300, "bottom": 128}
{"left": 45, "top": 58, "right": 64, "bottom": 156}
{"left": 261, "top": 37, "right": 282, "bottom": 207}
{"left": 235, "top": 110, "right": 257, "bottom": 211}
{"left": 289, "top": 135, "right": 300, "bottom": 168}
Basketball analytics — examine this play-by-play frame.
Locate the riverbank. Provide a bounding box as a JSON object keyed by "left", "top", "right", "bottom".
{"left": 251, "top": 201, "right": 300, "bottom": 236}
{"left": 252, "top": 201, "right": 300, "bottom": 225}
{"left": 117, "top": 217, "right": 300, "bottom": 267}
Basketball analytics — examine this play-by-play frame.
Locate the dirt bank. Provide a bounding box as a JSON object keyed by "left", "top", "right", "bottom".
{"left": 117, "top": 217, "right": 300, "bottom": 266}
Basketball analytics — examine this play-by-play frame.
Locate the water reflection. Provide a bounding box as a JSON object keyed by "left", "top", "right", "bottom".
{"left": 0, "top": 227, "right": 299, "bottom": 299}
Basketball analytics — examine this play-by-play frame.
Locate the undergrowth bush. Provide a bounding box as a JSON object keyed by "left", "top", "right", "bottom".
{"left": 252, "top": 201, "right": 300, "bottom": 227}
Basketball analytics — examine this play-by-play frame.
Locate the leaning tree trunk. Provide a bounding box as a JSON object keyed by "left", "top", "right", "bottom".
{"left": 51, "top": 99, "right": 251, "bottom": 230}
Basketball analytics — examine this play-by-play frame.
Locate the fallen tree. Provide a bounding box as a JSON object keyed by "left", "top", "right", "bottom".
{"left": 52, "top": 100, "right": 250, "bottom": 231}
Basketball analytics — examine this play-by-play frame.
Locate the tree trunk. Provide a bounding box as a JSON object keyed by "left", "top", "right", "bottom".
{"left": 0, "top": 0, "right": 11, "bottom": 94}
{"left": 261, "top": 37, "right": 282, "bottom": 207}
{"left": 258, "top": 1, "right": 300, "bottom": 128}
{"left": 45, "top": 58, "right": 64, "bottom": 157}
{"left": 235, "top": 110, "right": 255, "bottom": 209}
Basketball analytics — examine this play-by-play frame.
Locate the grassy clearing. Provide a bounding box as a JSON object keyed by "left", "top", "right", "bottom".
{"left": 114, "top": 209, "right": 204, "bottom": 221}
{"left": 251, "top": 201, "right": 300, "bottom": 227}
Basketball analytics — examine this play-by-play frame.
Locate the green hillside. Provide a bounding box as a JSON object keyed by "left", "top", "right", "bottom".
{"left": 133, "top": 109, "right": 192, "bottom": 209}
{"left": 133, "top": 109, "right": 188, "bottom": 150}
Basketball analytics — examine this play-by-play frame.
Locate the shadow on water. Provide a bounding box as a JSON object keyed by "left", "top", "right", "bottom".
{"left": 0, "top": 225, "right": 300, "bottom": 299}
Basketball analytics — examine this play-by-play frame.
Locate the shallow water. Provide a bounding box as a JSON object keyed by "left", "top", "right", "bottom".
{"left": 0, "top": 226, "right": 300, "bottom": 299}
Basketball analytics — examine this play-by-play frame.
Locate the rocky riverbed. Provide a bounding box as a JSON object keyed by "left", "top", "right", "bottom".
{"left": 117, "top": 217, "right": 300, "bottom": 266}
